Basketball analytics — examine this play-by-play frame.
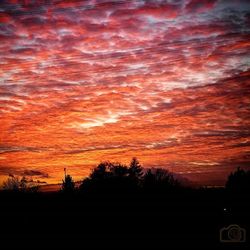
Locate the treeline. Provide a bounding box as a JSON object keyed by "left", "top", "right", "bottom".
{"left": 2, "top": 157, "right": 250, "bottom": 194}
{"left": 63, "top": 158, "right": 180, "bottom": 194}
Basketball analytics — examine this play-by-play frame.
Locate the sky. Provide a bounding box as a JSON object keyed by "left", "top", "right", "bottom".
{"left": 0, "top": 0, "right": 250, "bottom": 187}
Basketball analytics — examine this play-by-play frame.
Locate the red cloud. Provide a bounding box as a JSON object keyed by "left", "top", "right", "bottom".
{"left": 0, "top": 0, "right": 249, "bottom": 186}
{"left": 0, "top": 13, "right": 11, "bottom": 23}
{"left": 185, "top": 0, "right": 218, "bottom": 13}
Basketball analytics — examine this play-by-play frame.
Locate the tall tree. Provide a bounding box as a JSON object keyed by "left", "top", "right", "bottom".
{"left": 128, "top": 157, "right": 143, "bottom": 180}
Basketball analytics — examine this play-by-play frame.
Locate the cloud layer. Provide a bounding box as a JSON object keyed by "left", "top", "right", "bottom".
{"left": 0, "top": 0, "right": 250, "bottom": 185}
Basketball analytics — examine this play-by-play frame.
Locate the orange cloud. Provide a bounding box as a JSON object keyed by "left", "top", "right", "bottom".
{"left": 0, "top": 0, "right": 250, "bottom": 186}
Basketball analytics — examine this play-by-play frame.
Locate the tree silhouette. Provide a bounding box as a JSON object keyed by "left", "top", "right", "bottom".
{"left": 2, "top": 175, "right": 20, "bottom": 191}
{"left": 128, "top": 157, "right": 143, "bottom": 180}
{"left": 62, "top": 174, "right": 75, "bottom": 193}
{"left": 142, "top": 168, "right": 179, "bottom": 192}
{"left": 80, "top": 161, "right": 136, "bottom": 193}
{"left": 20, "top": 176, "right": 28, "bottom": 190}
{"left": 226, "top": 167, "right": 250, "bottom": 192}
{"left": 142, "top": 169, "right": 155, "bottom": 190}
{"left": 2, "top": 175, "right": 38, "bottom": 192}
{"left": 79, "top": 159, "right": 181, "bottom": 194}
{"left": 110, "top": 163, "right": 128, "bottom": 177}
{"left": 80, "top": 162, "right": 110, "bottom": 193}
{"left": 89, "top": 162, "right": 111, "bottom": 180}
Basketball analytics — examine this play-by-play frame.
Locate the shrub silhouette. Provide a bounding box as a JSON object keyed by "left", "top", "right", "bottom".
{"left": 226, "top": 167, "right": 250, "bottom": 192}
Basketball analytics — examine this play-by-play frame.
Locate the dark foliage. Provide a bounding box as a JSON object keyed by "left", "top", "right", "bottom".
{"left": 1, "top": 160, "right": 249, "bottom": 249}
{"left": 79, "top": 158, "right": 180, "bottom": 194}
{"left": 80, "top": 161, "right": 135, "bottom": 193}
{"left": 61, "top": 174, "right": 75, "bottom": 193}
{"left": 142, "top": 168, "right": 180, "bottom": 193}
{"left": 2, "top": 175, "right": 39, "bottom": 192}
{"left": 226, "top": 167, "right": 250, "bottom": 192}
{"left": 128, "top": 157, "right": 143, "bottom": 180}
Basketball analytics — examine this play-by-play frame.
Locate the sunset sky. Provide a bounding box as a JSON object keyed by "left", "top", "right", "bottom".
{"left": 0, "top": 0, "right": 250, "bottom": 186}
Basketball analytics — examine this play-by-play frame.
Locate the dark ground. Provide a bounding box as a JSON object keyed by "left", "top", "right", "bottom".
{"left": 0, "top": 189, "right": 249, "bottom": 249}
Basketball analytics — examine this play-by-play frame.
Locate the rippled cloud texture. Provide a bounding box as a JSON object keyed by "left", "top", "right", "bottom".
{"left": 0, "top": 0, "right": 250, "bottom": 185}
